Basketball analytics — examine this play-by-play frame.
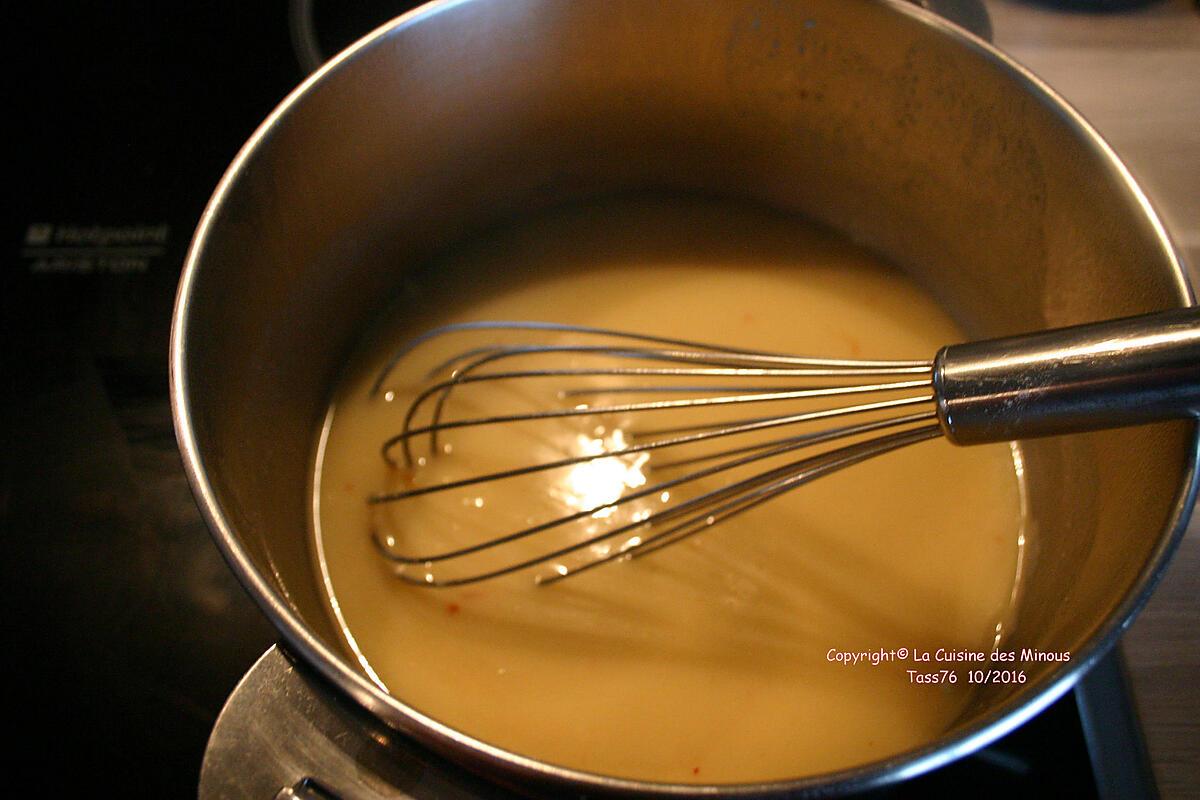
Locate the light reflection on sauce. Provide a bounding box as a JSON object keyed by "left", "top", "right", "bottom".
{"left": 556, "top": 429, "right": 648, "bottom": 519}
{"left": 310, "top": 199, "right": 1026, "bottom": 783}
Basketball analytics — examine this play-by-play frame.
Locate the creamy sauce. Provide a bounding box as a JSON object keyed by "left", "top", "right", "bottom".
{"left": 312, "top": 199, "right": 1025, "bottom": 783}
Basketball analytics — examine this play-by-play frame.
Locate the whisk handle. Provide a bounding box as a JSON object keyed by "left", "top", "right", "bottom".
{"left": 934, "top": 307, "right": 1200, "bottom": 445}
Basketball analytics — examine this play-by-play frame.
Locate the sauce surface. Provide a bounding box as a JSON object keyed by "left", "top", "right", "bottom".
{"left": 312, "top": 199, "right": 1025, "bottom": 783}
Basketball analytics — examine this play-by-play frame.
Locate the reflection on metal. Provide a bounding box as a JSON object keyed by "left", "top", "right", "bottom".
{"left": 911, "top": 0, "right": 993, "bottom": 41}
{"left": 275, "top": 778, "right": 340, "bottom": 800}
{"left": 200, "top": 646, "right": 516, "bottom": 800}
{"left": 205, "top": 647, "right": 1156, "bottom": 798}
{"left": 1076, "top": 650, "right": 1160, "bottom": 800}
{"left": 935, "top": 308, "right": 1200, "bottom": 445}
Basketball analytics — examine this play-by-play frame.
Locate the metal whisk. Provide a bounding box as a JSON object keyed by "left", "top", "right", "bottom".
{"left": 367, "top": 310, "right": 1200, "bottom": 588}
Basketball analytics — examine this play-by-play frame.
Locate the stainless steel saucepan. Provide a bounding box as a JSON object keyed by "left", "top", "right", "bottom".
{"left": 171, "top": 0, "right": 1197, "bottom": 795}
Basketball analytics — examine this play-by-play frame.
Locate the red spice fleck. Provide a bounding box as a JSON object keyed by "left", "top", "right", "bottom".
{"left": 445, "top": 602, "right": 461, "bottom": 615}
{"left": 692, "top": 767, "right": 700, "bottom": 776}
{"left": 741, "top": 311, "right": 755, "bottom": 324}
{"left": 343, "top": 482, "right": 355, "bottom": 493}
{"left": 389, "top": 464, "right": 416, "bottom": 488}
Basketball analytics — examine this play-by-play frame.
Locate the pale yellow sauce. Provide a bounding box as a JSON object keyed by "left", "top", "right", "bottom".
{"left": 312, "top": 199, "right": 1024, "bottom": 783}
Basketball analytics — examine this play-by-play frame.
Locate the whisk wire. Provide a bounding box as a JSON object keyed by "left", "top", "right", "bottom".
{"left": 375, "top": 422, "right": 942, "bottom": 588}
{"left": 371, "top": 409, "right": 938, "bottom": 565}
{"left": 370, "top": 321, "right": 941, "bottom": 587}
{"left": 374, "top": 395, "right": 934, "bottom": 503}
{"left": 386, "top": 376, "right": 932, "bottom": 466}
{"left": 538, "top": 423, "right": 943, "bottom": 586}
{"left": 391, "top": 344, "right": 931, "bottom": 464}
{"left": 369, "top": 320, "right": 929, "bottom": 395}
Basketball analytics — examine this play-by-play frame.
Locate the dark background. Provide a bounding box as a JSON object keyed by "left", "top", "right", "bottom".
{"left": 8, "top": 4, "right": 303, "bottom": 795}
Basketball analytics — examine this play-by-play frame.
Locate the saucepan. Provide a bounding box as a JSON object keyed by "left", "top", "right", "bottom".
{"left": 171, "top": 0, "right": 1197, "bottom": 795}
